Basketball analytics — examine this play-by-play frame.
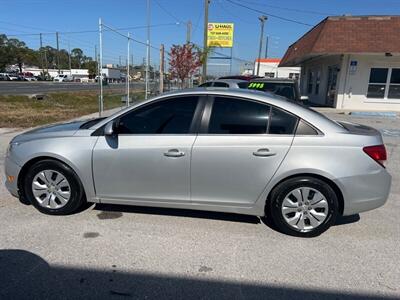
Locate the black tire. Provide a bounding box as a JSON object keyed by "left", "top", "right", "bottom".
{"left": 268, "top": 176, "right": 339, "bottom": 237}
{"left": 23, "top": 159, "right": 86, "bottom": 215}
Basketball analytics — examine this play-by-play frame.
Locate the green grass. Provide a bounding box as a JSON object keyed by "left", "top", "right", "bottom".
{"left": 0, "top": 91, "right": 144, "bottom": 128}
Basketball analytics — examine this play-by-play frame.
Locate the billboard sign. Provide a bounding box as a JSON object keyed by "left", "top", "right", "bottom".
{"left": 207, "top": 23, "right": 234, "bottom": 48}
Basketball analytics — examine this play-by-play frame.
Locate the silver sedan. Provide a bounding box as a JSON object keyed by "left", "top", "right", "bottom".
{"left": 4, "top": 89, "right": 391, "bottom": 237}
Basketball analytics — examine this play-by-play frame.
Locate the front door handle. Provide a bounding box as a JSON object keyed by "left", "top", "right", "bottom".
{"left": 253, "top": 148, "right": 276, "bottom": 157}
{"left": 164, "top": 149, "right": 185, "bottom": 157}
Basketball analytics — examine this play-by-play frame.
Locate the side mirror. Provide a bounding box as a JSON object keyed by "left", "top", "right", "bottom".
{"left": 104, "top": 120, "right": 118, "bottom": 136}
{"left": 300, "top": 96, "right": 309, "bottom": 101}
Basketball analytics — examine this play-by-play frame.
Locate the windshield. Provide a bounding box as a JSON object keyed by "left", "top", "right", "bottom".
{"left": 248, "top": 82, "right": 295, "bottom": 100}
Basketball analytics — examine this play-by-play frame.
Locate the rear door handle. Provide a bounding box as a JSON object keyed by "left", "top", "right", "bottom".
{"left": 253, "top": 148, "right": 276, "bottom": 157}
{"left": 164, "top": 149, "right": 185, "bottom": 157}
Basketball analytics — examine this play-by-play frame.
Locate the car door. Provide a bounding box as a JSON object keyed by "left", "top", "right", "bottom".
{"left": 191, "top": 96, "right": 298, "bottom": 205}
{"left": 92, "top": 95, "right": 203, "bottom": 203}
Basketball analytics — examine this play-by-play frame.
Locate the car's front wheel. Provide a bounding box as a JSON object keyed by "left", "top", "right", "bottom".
{"left": 23, "top": 159, "right": 85, "bottom": 215}
{"left": 268, "top": 177, "right": 339, "bottom": 237}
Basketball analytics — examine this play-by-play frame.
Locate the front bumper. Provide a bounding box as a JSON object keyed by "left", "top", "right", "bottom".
{"left": 337, "top": 168, "right": 392, "bottom": 216}
{"left": 4, "top": 156, "right": 21, "bottom": 198}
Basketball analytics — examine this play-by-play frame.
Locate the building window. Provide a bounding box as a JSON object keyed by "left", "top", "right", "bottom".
{"left": 315, "top": 70, "right": 321, "bottom": 95}
{"left": 367, "top": 68, "right": 388, "bottom": 98}
{"left": 265, "top": 72, "right": 275, "bottom": 78}
{"left": 307, "top": 71, "right": 314, "bottom": 94}
{"left": 388, "top": 68, "right": 400, "bottom": 99}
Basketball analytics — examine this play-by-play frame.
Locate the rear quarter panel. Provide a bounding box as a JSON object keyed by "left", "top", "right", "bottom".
{"left": 254, "top": 132, "right": 390, "bottom": 216}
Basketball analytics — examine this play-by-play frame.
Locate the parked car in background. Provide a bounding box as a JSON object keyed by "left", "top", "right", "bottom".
{"left": 53, "top": 74, "right": 73, "bottom": 82}
{"left": 7, "top": 73, "right": 20, "bottom": 81}
{"left": 18, "top": 72, "right": 37, "bottom": 81}
{"left": 247, "top": 78, "right": 308, "bottom": 103}
{"left": 0, "top": 73, "right": 10, "bottom": 81}
{"left": 199, "top": 79, "right": 248, "bottom": 89}
{"left": 5, "top": 89, "right": 391, "bottom": 237}
{"left": 218, "top": 75, "right": 262, "bottom": 81}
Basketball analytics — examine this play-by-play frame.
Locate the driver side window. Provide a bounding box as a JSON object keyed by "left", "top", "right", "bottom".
{"left": 117, "top": 96, "right": 199, "bottom": 134}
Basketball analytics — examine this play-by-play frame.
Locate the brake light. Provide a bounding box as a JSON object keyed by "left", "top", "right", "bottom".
{"left": 363, "top": 145, "right": 387, "bottom": 167}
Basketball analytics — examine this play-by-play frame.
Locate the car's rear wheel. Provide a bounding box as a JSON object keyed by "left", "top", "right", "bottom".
{"left": 268, "top": 177, "right": 339, "bottom": 237}
{"left": 23, "top": 159, "right": 85, "bottom": 215}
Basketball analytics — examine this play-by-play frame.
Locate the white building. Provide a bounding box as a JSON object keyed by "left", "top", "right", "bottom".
{"left": 22, "top": 67, "right": 89, "bottom": 80}
{"left": 253, "top": 58, "right": 301, "bottom": 79}
{"left": 280, "top": 15, "right": 400, "bottom": 111}
{"left": 101, "top": 67, "right": 122, "bottom": 83}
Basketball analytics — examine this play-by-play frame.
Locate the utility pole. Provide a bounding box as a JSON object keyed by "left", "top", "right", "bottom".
{"left": 186, "top": 21, "right": 192, "bottom": 43}
{"left": 159, "top": 44, "right": 164, "bottom": 94}
{"left": 145, "top": 0, "right": 151, "bottom": 99}
{"left": 202, "top": 0, "right": 210, "bottom": 83}
{"left": 95, "top": 45, "right": 98, "bottom": 81}
{"left": 265, "top": 35, "right": 269, "bottom": 58}
{"left": 56, "top": 32, "right": 60, "bottom": 74}
{"left": 39, "top": 33, "right": 45, "bottom": 77}
{"left": 256, "top": 16, "right": 267, "bottom": 76}
{"left": 98, "top": 18, "right": 104, "bottom": 117}
{"left": 127, "top": 32, "right": 130, "bottom": 107}
{"left": 68, "top": 40, "right": 72, "bottom": 76}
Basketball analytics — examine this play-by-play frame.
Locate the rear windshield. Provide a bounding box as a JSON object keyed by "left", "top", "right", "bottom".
{"left": 248, "top": 82, "right": 295, "bottom": 100}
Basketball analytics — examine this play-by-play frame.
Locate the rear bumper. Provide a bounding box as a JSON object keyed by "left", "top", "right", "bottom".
{"left": 4, "top": 156, "right": 21, "bottom": 198}
{"left": 336, "top": 168, "right": 392, "bottom": 216}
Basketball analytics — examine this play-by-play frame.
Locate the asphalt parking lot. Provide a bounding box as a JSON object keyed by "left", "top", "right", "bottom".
{"left": 0, "top": 111, "right": 399, "bottom": 299}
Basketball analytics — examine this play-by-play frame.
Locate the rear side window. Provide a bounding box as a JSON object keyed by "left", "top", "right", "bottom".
{"left": 269, "top": 107, "right": 298, "bottom": 134}
{"left": 199, "top": 82, "right": 212, "bottom": 87}
{"left": 213, "top": 82, "right": 229, "bottom": 88}
{"left": 208, "top": 97, "right": 270, "bottom": 134}
{"left": 238, "top": 82, "right": 249, "bottom": 89}
{"left": 118, "top": 96, "right": 198, "bottom": 134}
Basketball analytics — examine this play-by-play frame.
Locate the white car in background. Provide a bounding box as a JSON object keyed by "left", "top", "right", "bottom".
{"left": 53, "top": 74, "right": 73, "bottom": 82}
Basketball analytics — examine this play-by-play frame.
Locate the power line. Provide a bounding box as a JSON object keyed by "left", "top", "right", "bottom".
{"left": 225, "top": 0, "right": 314, "bottom": 27}
{"left": 154, "top": 0, "right": 184, "bottom": 24}
{"left": 2, "top": 22, "right": 181, "bottom": 37}
{"left": 238, "top": 0, "right": 333, "bottom": 16}
{"left": 215, "top": 0, "right": 257, "bottom": 24}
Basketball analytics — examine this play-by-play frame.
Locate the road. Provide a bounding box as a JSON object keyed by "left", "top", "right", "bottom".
{"left": 0, "top": 111, "right": 399, "bottom": 299}
{"left": 0, "top": 81, "right": 147, "bottom": 95}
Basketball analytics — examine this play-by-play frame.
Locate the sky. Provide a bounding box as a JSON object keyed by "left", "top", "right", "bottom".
{"left": 1, "top": 0, "right": 400, "bottom": 74}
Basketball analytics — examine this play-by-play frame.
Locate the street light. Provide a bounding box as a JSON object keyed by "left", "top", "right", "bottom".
{"left": 257, "top": 15, "right": 268, "bottom": 76}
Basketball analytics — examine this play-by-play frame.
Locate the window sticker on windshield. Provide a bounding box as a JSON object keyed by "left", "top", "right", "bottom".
{"left": 248, "top": 82, "right": 265, "bottom": 89}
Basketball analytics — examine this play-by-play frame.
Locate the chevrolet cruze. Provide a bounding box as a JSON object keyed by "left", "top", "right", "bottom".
{"left": 5, "top": 89, "right": 391, "bottom": 237}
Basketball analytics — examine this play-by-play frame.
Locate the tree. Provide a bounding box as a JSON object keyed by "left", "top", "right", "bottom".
{"left": 0, "top": 34, "right": 11, "bottom": 71}
{"left": 0, "top": 33, "right": 97, "bottom": 74}
{"left": 71, "top": 48, "right": 84, "bottom": 68}
{"left": 82, "top": 59, "right": 97, "bottom": 78}
{"left": 169, "top": 43, "right": 202, "bottom": 88}
{"left": 7, "top": 39, "right": 30, "bottom": 72}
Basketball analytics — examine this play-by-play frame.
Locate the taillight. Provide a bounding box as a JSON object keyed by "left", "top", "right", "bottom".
{"left": 363, "top": 145, "right": 387, "bottom": 167}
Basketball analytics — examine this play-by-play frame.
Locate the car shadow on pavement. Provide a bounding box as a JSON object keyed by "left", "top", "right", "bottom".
{"left": 93, "top": 204, "right": 361, "bottom": 228}
{"left": 93, "top": 203, "right": 261, "bottom": 224}
{"left": 0, "top": 249, "right": 395, "bottom": 300}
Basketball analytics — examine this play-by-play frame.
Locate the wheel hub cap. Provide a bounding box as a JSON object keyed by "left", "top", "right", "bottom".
{"left": 32, "top": 170, "right": 71, "bottom": 209}
{"left": 281, "top": 187, "right": 329, "bottom": 232}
